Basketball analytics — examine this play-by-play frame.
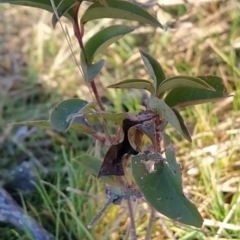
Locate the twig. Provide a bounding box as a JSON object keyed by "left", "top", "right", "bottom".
{"left": 145, "top": 207, "right": 155, "bottom": 240}
{"left": 124, "top": 201, "right": 138, "bottom": 240}
{"left": 87, "top": 197, "right": 114, "bottom": 229}
{"left": 126, "top": 199, "right": 137, "bottom": 240}
{"left": 66, "top": 187, "right": 101, "bottom": 199}
{"left": 119, "top": 177, "right": 137, "bottom": 240}
{"left": 158, "top": 216, "right": 176, "bottom": 240}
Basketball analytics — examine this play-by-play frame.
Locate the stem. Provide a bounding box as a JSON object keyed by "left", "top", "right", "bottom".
{"left": 72, "top": 4, "right": 112, "bottom": 143}
{"left": 73, "top": 4, "right": 105, "bottom": 111}
{"left": 127, "top": 199, "right": 137, "bottom": 240}
{"left": 119, "top": 177, "right": 137, "bottom": 240}
{"left": 90, "top": 81, "right": 105, "bottom": 111}
{"left": 144, "top": 207, "right": 155, "bottom": 240}
{"left": 154, "top": 115, "right": 164, "bottom": 153}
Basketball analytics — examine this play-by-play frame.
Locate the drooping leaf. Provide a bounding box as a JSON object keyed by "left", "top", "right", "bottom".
{"left": 171, "top": 108, "right": 192, "bottom": 142}
{"left": 157, "top": 75, "right": 215, "bottom": 97}
{"left": 81, "top": 0, "right": 162, "bottom": 28}
{"left": 131, "top": 146, "right": 203, "bottom": 227}
{"left": 127, "top": 126, "right": 144, "bottom": 152}
{"left": 163, "top": 132, "right": 171, "bottom": 148}
{"left": 0, "top": 0, "right": 76, "bottom": 24}
{"left": 140, "top": 50, "right": 166, "bottom": 89}
{"left": 107, "top": 79, "right": 155, "bottom": 95}
{"left": 98, "top": 143, "right": 135, "bottom": 177}
{"left": 99, "top": 112, "right": 155, "bottom": 177}
{"left": 83, "top": 25, "right": 135, "bottom": 64}
{"left": 164, "top": 75, "right": 229, "bottom": 108}
{"left": 81, "top": 58, "right": 105, "bottom": 82}
{"left": 128, "top": 121, "right": 155, "bottom": 150}
{"left": 49, "top": 98, "right": 93, "bottom": 132}
{"left": 148, "top": 96, "right": 191, "bottom": 142}
{"left": 75, "top": 154, "right": 120, "bottom": 186}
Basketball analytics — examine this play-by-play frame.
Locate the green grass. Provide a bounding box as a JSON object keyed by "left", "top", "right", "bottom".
{"left": 0, "top": 1, "right": 240, "bottom": 239}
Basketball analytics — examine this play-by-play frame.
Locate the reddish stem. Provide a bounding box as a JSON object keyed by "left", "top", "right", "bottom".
{"left": 72, "top": 4, "right": 112, "bottom": 143}
{"left": 73, "top": 4, "right": 105, "bottom": 111}
{"left": 154, "top": 115, "right": 162, "bottom": 153}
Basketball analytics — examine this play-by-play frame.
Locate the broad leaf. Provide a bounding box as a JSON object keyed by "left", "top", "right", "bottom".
{"left": 49, "top": 98, "right": 92, "bottom": 132}
{"left": 107, "top": 79, "right": 155, "bottom": 95}
{"left": 140, "top": 50, "right": 166, "bottom": 89}
{"left": 0, "top": 0, "right": 76, "bottom": 23}
{"left": 81, "top": 0, "right": 162, "bottom": 28}
{"left": 132, "top": 147, "right": 203, "bottom": 227}
{"left": 148, "top": 96, "right": 191, "bottom": 142}
{"left": 157, "top": 75, "right": 215, "bottom": 97}
{"left": 164, "top": 75, "right": 228, "bottom": 108}
{"left": 83, "top": 25, "right": 134, "bottom": 64}
{"left": 75, "top": 154, "right": 120, "bottom": 186}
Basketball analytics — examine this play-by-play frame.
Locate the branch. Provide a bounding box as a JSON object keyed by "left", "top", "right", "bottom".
{"left": 126, "top": 199, "right": 137, "bottom": 240}
{"left": 145, "top": 207, "right": 155, "bottom": 240}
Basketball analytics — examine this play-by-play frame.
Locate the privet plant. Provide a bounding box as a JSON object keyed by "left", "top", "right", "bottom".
{"left": 1, "top": 0, "right": 229, "bottom": 239}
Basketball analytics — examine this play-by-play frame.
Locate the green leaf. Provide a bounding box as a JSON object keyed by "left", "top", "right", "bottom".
{"left": 75, "top": 154, "right": 120, "bottom": 186}
{"left": 81, "top": 58, "right": 105, "bottom": 82}
{"left": 140, "top": 50, "right": 166, "bottom": 89}
{"left": 164, "top": 75, "right": 228, "bottom": 108}
{"left": 52, "top": 0, "right": 80, "bottom": 28}
{"left": 83, "top": 25, "right": 134, "bottom": 64}
{"left": 171, "top": 108, "right": 192, "bottom": 142}
{"left": 107, "top": 79, "right": 155, "bottom": 95}
{"left": 81, "top": 0, "right": 162, "bottom": 28}
{"left": 163, "top": 133, "right": 171, "bottom": 148}
{"left": 49, "top": 98, "right": 92, "bottom": 132}
{"left": 157, "top": 75, "right": 215, "bottom": 97}
{"left": 0, "top": 0, "right": 76, "bottom": 23}
{"left": 132, "top": 148, "right": 203, "bottom": 227}
{"left": 148, "top": 96, "right": 191, "bottom": 142}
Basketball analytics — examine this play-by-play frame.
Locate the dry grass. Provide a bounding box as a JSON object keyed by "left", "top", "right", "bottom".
{"left": 0, "top": 0, "right": 240, "bottom": 239}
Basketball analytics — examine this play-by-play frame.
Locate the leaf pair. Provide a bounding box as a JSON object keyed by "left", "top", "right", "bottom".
{"left": 9, "top": 99, "right": 126, "bottom": 142}
{"left": 80, "top": 0, "right": 163, "bottom": 81}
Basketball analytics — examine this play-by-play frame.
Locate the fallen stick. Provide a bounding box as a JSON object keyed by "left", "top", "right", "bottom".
{"left": 0, "top": 188, "right": 55, "bottom": 240}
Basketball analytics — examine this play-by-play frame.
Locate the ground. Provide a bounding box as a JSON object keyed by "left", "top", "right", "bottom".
{"left": 0, "top": 0, "right": 240, "bottom": 239}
